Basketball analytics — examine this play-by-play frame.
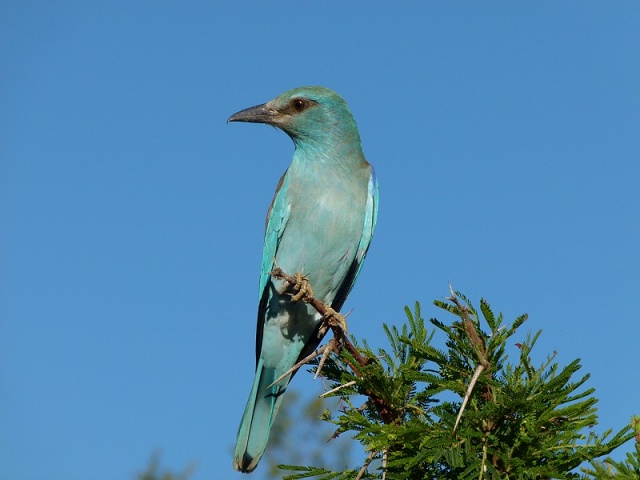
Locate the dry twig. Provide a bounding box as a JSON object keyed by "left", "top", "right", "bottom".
{"left": 447, "top": 284, "right": 493, "bottom": 434}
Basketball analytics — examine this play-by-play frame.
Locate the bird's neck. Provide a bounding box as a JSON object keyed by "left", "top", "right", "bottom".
{"left": 289, "top": 134, "right": 367, "bottom": 178}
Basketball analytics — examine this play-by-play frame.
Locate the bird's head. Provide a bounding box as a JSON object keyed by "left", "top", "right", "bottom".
{"left": 228, "top": 86, "right": 360, "bottom": 146}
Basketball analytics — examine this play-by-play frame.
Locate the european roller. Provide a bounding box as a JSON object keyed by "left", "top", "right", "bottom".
{"left": 228, "top": 86, "right": 378, "bottom": 473}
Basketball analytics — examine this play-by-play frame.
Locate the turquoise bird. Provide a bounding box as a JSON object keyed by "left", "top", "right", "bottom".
{"left": 228, "top": 86, "right": 378, "bottom": 473}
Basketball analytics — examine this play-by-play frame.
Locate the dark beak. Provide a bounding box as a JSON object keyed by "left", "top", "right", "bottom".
{"left": 227, "top": 103, "right": 280, "bottom": 124}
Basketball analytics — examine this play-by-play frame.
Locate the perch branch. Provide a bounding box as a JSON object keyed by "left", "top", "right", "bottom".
{"left": 271, "top": 266, "right": 398, "bottom": 424}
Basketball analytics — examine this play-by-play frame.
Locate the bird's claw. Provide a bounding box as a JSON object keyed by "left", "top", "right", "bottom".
{"left": 289, "top": 272, "right": 315, "bottom": 303}
{"left": 313, "top": 308, "right": 348, "bottom": 380}
{"left": 319, "top": 307, "right": 347, "bottom": 339}
{"left": 326, "top": 307, "right": 348, "bottom": 335}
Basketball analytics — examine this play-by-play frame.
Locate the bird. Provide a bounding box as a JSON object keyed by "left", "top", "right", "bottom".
{"left": 228, "top": 86, "right": 378, "bottom": 473}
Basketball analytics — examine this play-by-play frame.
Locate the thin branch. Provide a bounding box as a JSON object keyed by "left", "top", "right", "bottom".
{"left": 381, "top": 448, "right": 388, "bottom": 480}
{"left": 355, "top": 450, "right": 378, "bottom": 480}
{"left": 453, "top": 363, "right": 485, "bottom": 434}
{"left": 320, "top": 380, "right": 357, "bottom": 398}
{"left": 314, "top": 338, "right": 336, "bottom": 380}
{"left": 266, "top": 343, "right": 331, "bottom": 389}
{"left": 448, "top": 284, "right": 494, "bottom": 435}
{"left": 479, "top": 435, "right": 488, "bottom": 480}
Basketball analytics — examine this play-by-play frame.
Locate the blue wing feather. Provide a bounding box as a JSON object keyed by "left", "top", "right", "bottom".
{"left": 260, "top": 171, "right": 291, "bottom": 296}
{"left": 330, "top": 168, "right": 378, "bottom": 311}
{"left": 255, "top": 171, "right": 291, "bottom": 363}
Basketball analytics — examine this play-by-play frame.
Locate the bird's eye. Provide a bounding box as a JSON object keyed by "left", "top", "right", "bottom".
{"left": 292, "top": 99, "right": 306, "bottom": 112}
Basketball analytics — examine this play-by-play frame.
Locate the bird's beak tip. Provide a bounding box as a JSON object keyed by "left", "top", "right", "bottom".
{"left": 227, "top": 103, "right": 278, "bottom": 125}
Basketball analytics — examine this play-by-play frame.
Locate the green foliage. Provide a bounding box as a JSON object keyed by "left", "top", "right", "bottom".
{"left": 581, "top": 416, "right": 640, "bottom": 479}
{"left": 279, "top": 293, "right": 637, "bottom": 479}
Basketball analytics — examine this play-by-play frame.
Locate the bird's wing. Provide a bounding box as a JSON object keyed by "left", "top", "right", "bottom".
{"left": 255, "top": 170, "right": 291, "bottom": 363}
{"left": 331, "top": 168, "right": 379, "bottom": 311}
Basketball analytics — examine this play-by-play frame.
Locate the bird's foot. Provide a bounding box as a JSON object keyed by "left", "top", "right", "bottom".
{"left": 318, "top": 307, "right": 348, "bottom": 340}
{"left": 325, "top": 307, "right": 348, "bottom": 335}
{"left": 289, "top": 272, "right": 315, "bottom": 303}
{"left": 313, "top": 308, "right": 348, "bottom": 379}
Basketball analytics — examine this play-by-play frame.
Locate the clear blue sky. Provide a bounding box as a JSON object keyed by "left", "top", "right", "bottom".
{"left": 2, "top": 3, "right": 639, "bottom": 479}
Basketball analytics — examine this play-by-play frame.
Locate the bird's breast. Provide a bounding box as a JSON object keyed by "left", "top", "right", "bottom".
{"left": 275, "top": 176, "right": 367, "bottom": 301}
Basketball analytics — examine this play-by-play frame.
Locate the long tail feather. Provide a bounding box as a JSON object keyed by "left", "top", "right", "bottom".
{"left": 233, "top": 358, "right": 287, "bottom": 472}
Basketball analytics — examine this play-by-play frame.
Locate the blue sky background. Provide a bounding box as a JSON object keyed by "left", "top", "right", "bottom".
{"left": 2, "top": 3, "right": 639, "bottom": 479}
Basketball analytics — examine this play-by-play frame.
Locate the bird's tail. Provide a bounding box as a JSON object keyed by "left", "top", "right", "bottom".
{"left": 233, "top": 358, "right": 288, "bottom": 473}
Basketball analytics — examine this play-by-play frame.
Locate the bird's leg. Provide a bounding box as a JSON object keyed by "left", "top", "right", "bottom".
{"left": 273, "top": 268, "right": 347, "bottom": 337}
{"left": 289, "top": 272, "right": 314, "bottom": 303}
{"left": 312, "top": 308, "right": 349, "bottom": 379}
{"left": 324, "top": 306, "right": 348, "bottom": 336}
{"left": 272, "top": 267, "right": 314, "bottom": 303}
{"left": 270, "top": 266, "right": 359, "bottom": 379}
{"left": 317, "top": 307, "right": 348, "bottom": 347}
